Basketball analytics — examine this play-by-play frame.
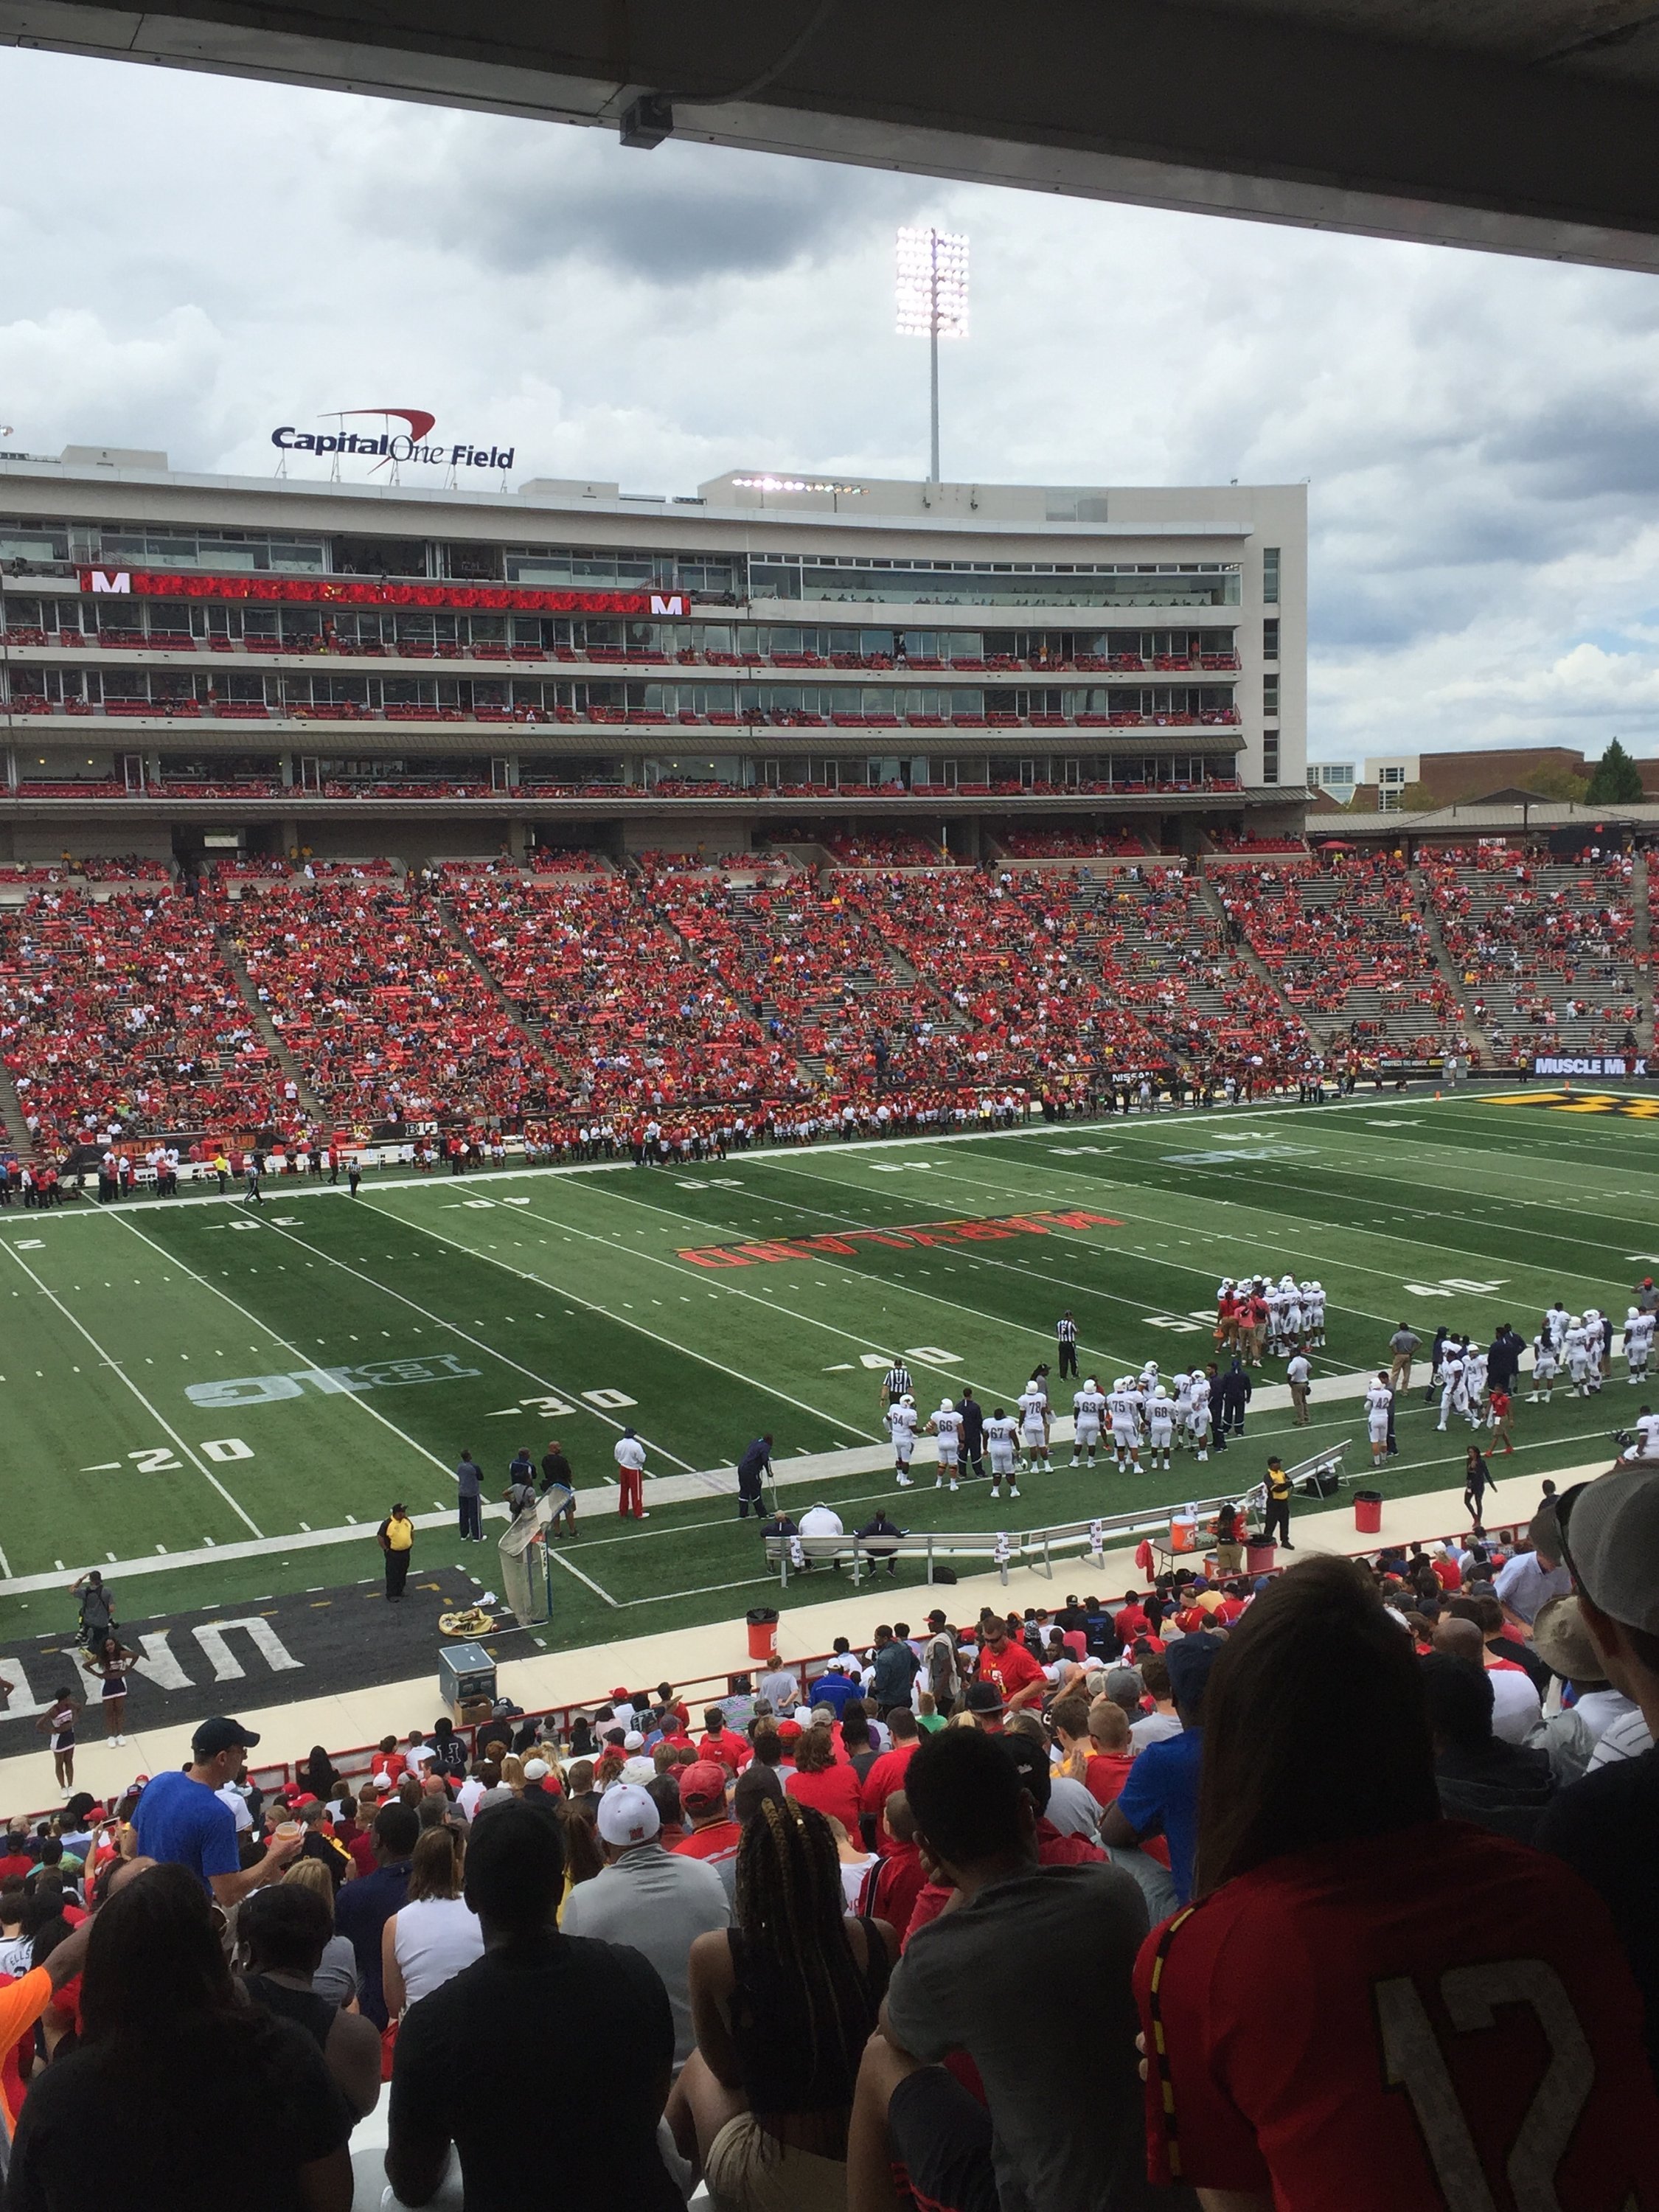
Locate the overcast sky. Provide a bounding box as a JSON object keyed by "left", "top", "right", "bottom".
{"left": 4, "top": 47, "right": 1659, "bottom": 768}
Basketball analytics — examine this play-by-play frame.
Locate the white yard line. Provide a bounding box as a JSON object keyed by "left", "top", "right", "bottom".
{"left": 0, "top": 1241, "right": 265, "bottom": 1539}
{"left": 367, "top": 1197, "right": 883, "bottom": 1442}
{"left": 251, "top": 1215, "right": 696, "bottom": 1474}
{"left": 108, "top": 1211, "right": 464, "bottom": 1492}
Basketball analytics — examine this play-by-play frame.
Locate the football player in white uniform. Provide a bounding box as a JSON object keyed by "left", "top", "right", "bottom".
{"left": 1582, "top": 1309, "right": 1606, "bottom": 1391}
{"left": 1071, "top": 1377, "right": 1106, "bottom": 1469}
{"left": 1304, "top": 1281, "right": 1326, "bottom": 1350}
{"left": 1626, "top": 1306, "right": 1655, "bottom": 1384}
{"left": 1462, "top": 1346, "right": 1488, "bottom": 1429}
{"left": 1545, "top": 1301, "right": 1570, "bottom": 1354}
{"left": 1365, "top": 1371, "right": 1394, "bottom": 1469}
{"left": 1187, "top": 1369, "right": 1212, "bottom": 1461}
{"left": 1017, "top": 1376, "right": 1051, "bottom": 1474}
{"left": 1528, "top": 1331, "right": 1558, "bottom": 1404}
{"left": 1107, "top": 1378, "right": 1144, "bottom": 1475}
{"left": 1171, "top": 1370, "right": 1195, "bottom": 1449}
{"left": 1146, "top": 1385, "right": 1176, "bottom": 1472}
{"left": 1565, "top": 1316, "right": 1592, "bottom": 1397}
{"left": 1436, "top": 1343, "right": 1467, "bottom": 1433}
{"left": 887, "top": 1392, "right": 919, "bottom": 1487}
{"left": 928, "top": 1398, "right": 963, "bottom": 1492}
{"left": 984, "top": 1405, "right": 1022, "bottom": 1498}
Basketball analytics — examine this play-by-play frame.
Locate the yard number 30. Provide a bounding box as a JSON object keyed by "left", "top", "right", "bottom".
{"left": 1377, "top": 1962, "right": 1593, "bottom": 2209}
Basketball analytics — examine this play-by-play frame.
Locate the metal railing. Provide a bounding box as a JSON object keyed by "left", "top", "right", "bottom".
{"left": 766, "top": 1440, "right": 1352, "bottom": 1587}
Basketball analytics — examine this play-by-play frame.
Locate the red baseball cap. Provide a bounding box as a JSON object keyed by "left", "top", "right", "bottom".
{"left": 679, "top": 1761, "right": 728, "bottom": 1809}
{"left": 777, "top": 1720, "right": 803, "bottom": 1746}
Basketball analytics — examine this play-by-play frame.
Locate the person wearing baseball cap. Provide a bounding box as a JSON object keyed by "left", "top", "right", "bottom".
{"left": 132, "top": 1716, "right": 302, "bottom": 1905}
{"left": 562, "top": 1781, "right": 729, "bottom": 2066}
{"left": 672, "top": 1762, "right": 742, "bottom": 1893}
{"left": 1537, "top": 1467, "right": 1659, "bottom": 2072}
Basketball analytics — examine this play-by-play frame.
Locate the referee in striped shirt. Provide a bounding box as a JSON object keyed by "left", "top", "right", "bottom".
{"left": 880, "top": 1360, "right": 913, "bottom": 1408}
{"left": 1057, "top": 1311, "right": 1079, "bottom": 1379}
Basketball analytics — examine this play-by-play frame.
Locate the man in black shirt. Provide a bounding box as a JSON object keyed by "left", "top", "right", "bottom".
{"left": 736, "top": 1433, "right": 773, "bottom": 1520}
{"left": 956, "top": 1388, "right": 987, "bottom": 1482}
{"left": 388, "top": 1800, "right": 678, "bottom": 2209}
{"left": 538, "top": 1439, "right": 576, "bottom": 1542}
{"left": 1057, "top": 1312, "right": 1079, "bottom": 1380}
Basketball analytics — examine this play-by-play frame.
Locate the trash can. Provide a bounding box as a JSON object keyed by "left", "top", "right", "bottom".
{"left": 1354, "top": 1489, "right": 1384, "bottom": 1537}
{"left": 745, "top": 1606, "right": 779, "bottom": 1663}
{"left": 1245, "top": 1540, "right": 1276, "bottom": 1573}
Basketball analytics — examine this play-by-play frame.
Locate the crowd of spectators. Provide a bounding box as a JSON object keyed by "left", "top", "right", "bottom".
{"left": 4, "top": 842, "right": 1615, "bottom": 1163}
{"left": 1216, "top": 852, "right": 1468, "bottom": 1052}
{"left": 215, "top": 880, "right": 566, "bottom": 1128}
{"left": 1420, "top": 845, "right": 1645, "bottom": 1057}
{"left": 2, "top": 1467, "right": 1652, "bottom": 2209}
{"left": 0, "top": 886, "right": 283, "bottom": 1153}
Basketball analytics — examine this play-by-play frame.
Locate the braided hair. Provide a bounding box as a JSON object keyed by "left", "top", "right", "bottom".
{"left": 731, "top": 1795, "right": 876, "bottom": 2104}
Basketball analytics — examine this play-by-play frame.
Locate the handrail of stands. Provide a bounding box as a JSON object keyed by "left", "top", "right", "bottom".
{"left": 763, "top": 1440, "right": 1350, "bottom": 1587}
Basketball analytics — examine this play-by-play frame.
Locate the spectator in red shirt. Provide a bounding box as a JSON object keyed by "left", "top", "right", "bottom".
{"left": 0, "top": 1827, "right": 34, "bottom": 1886}
{"left": 1133, "top": 1556, "right": 1659, "bottom": 2208}
{"left": 1083, "top": 1700, "right": 1137, "bottom": 1806}
{"left": 785, "top": 1726, "right": 863, "bottom": 1832}
{"left": 1113, "top": 1590, "right": 1151, "bottom": 1647}
{"left": 857, "top": 1792, "right": 928, "bottom": 1941}
{"left": 694, "top": 1708, "right": 751, "bottom": 1775}
{"left": 858, "top": 1708, "right": 921, "bottom": 1843}
{"left": 671, "top": 1763, "right": 742, "bottom": 1890}
{"left": 974, "top": 1613, "right": 1046, "bottom": 1714}
{"left": 369, "top": 1736, "right": 406, "bottom": 1788}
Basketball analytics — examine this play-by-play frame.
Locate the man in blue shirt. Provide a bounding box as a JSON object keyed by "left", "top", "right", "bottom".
{"left": 1101, "top": 1633, "right": 1225, "bottom": 1904}
{"left": 334, "top": 1801, "right": 420, "bottom": 2027}
{"left": 132, "top": 1716, "right": 300, "bottom": 1906}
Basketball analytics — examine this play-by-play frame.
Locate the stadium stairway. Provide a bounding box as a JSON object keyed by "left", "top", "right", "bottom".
{"left": 214, "top": 932, "right": 327, "bottom": 1120}
{"left": 1192, "top": 869, "right": 1303, "bottom": 1029}
{"left": 1409, "top": 863, "right": 1493, "bottom": 1057}
{"left": 0, "top": 1065, "right": 35, "bottom": 1158}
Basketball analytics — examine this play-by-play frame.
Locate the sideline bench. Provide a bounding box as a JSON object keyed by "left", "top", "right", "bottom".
{"left": 760, "top": 1441, "right": 1352, "bottom": 1587}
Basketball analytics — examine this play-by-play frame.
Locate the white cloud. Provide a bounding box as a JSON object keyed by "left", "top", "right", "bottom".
{"left": 4, "top": 46, "right": 1659, "bottom": 765}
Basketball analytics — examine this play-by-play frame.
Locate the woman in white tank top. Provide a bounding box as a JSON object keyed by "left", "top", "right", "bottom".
{"left": 381, "top": 1825, "right": 483, "bottom": 2016}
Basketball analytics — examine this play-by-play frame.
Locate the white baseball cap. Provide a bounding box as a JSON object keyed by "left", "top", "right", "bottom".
{"left": 597, "top": 1783, "right": 661, "bottom": 1846}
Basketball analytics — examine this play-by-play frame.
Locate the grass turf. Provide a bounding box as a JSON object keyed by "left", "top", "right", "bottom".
{"left": 0, "top": 1083, "right": 1648, "bottom": 1655}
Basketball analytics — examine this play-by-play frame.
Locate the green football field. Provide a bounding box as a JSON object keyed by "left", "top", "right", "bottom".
{"left": 0, "top": 1083, "right": 1649, "bottom": 1657}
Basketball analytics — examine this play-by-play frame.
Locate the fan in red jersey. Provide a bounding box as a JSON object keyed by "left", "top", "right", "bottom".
{"left": 1134, "top": 1555, "right": 1659, "bottom": 2211}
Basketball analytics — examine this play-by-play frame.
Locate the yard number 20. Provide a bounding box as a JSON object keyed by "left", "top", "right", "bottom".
{"left": 1376, "top": 1961, "right": 1593, "bottom": 2209}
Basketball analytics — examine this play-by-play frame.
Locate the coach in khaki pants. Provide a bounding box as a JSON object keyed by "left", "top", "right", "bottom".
{"left": 1287, "top": 1348, "right": 1312, "bottom": 1426}
{"left": 1388, "top": 1324, "right": 1421, "bottom": 1391}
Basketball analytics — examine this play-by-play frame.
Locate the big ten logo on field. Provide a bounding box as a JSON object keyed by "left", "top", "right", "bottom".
{"left": 186, "top": 1352, "right": 480, "bottom": 1408}
{"left": 1489, "top": 1088, "right": 1659, "bottom": 1117}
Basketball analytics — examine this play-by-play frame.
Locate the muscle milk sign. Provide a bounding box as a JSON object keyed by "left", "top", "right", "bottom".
{"left": 1532, "top": 1054, "right": 1649, "bottom": 1076}
{"left": 271, "top": 408, "right": 512, "bottom": 470}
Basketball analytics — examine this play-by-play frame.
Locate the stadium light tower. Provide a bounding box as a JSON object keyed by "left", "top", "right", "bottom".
{"left": 896, "top": 226, "right": 969, "bottom": 486}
